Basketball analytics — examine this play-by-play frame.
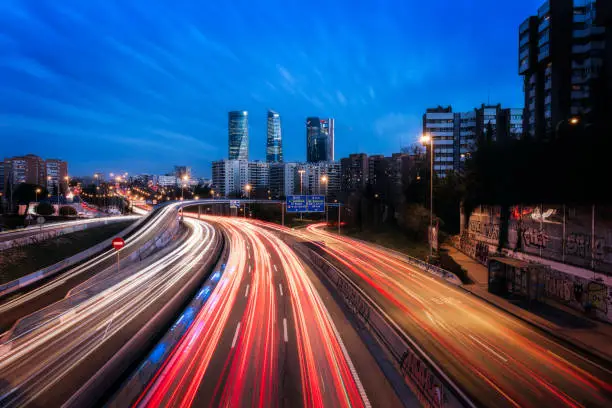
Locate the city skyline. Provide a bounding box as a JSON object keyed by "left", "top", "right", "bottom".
{"left": 0, "top": 0, "right": 537, "bottom": 176}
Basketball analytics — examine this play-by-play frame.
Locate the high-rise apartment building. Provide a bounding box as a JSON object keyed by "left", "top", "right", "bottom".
{"left": 269, "top": 162, "right": 297, "bottom": 199}
{"left": 266, "top": 111, "right": 283, "bottom": 163}
{"left": 520, "top": 0, "right": 612, "bottom": 138}
{"left": 228, "top": 111, "right": 249, "bottom": 160}
{"left": 45, "top": 159, "right": 68, "bottom": 195}
{"left": 306, "top": 117, "right": 335, "bottom": 163}
{"left": 423, "top": 104, "right": 522, "bottom": 177}
{"left": 340, "top": 153, "right": 368, "bottom": 192}
{"left": 212, "top": 159, "right": 249, "bottom": 198}
{"left": 294, "top": 162, "right": 341, "bottom": 198}
{"left": 248, "top": 161, "right": 270, "bottom": 198}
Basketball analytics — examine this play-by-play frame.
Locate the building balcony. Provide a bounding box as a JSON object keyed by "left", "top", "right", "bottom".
{"left": 519, "top": 35, "right": 530, "bottom": 48}
{"left": 538, "top": 18, "right": 550, "bottom": 32}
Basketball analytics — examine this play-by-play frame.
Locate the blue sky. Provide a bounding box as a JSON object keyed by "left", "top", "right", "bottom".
{"left": 0, "top": 0, "right": 542, "bottom": 177}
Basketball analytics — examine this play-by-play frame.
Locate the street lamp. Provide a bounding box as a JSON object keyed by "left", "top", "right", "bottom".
{"left": 181, "top": 175, "right": 189, "bottom": 201}
{"left": 555, "top": 117, "right": 580, "bottom": 138}
{"left": 35, "top": 188, "right": 41, "bottom": 203}
{"left": 244, "top": 184, "right": 252, "bottom": 218}
{"left": 210, "top": 189, "right": 215, "bottom": 199}
{"left": 420, "top": 133, "right": 434, "bottom": 260}
{"left": 298, "top": 169, "right": 305, "bottom": 194}
{"left": 320, "top": 175, "right": 329, "bottom": 223}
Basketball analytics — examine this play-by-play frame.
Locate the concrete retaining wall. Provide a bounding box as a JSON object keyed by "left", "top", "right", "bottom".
{"left": 0, "top": 216, "right": 140, "bottom": 251}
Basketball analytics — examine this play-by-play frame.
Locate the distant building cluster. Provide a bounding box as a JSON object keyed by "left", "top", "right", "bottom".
{"left": 1, "top": 154, "right": 68, "bottom": 197}
{"left": 213, "top": 110, "right": 339, "bottom": 199}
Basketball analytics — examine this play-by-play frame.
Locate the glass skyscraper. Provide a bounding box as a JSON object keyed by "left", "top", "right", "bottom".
{"left": 228, "top": 111, "right": 249, "bottom": 160}
{"left": 266, "top": 110, "right": 283, "bottom": 163}
{"left": 306, "top": 117, "right": 334, "bottom": 163}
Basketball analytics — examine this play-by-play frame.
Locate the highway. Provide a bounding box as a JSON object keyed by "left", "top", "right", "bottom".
{"left": 130, "top": 216, "right": 400, "bottom": 408}
{"left": 269, "top": 222, "right": 612, "bottom": 408}
{"left": 0, "top": 216, "right": 220, "bottom": 407}
{"left": 0, "top": 204, "right": 176, "bottom": 332}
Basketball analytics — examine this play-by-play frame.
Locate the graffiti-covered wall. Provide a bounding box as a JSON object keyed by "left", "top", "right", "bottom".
{"left": 461, "top": 205, "right": 612, "bottom": 275}
{"left": 459, "top": 205, "right": 612, "bottom": 322}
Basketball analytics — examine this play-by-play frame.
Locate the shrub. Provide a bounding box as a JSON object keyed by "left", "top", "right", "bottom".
{"left": 59, "top": 206, "right": 77, "bottom": 216}
{"left": 36, "top": 202, "right": 55, "bottom": 216}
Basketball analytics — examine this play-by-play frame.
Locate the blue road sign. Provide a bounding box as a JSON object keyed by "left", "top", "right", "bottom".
{"left": 286, "top": 195, "right": 307, "bottom": 212}
{"left": 307, "top": 195, "right": 325, "bottom": 212}
{"left": 229, "top": 200, "right": 240, "bottom": 209}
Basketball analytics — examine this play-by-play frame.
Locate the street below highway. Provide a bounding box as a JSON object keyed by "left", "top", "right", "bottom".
{"left": 268, "top": 222, "right": 612, "bottom": 408}
{"left": 0, "top": 215, "right": 220, "bottom": 407}
{"left": 131, "top": 215, "right": 400, "bottom": 408}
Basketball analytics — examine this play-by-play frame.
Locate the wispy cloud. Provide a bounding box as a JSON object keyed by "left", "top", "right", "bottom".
{"left": 336, "top": 91, "right": 347, "bottom": 106}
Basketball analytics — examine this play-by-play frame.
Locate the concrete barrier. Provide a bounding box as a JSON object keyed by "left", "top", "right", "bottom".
{"left": 0, "top": 216, "right": 141, "bottom": 251}
{"left": 291, "top": 241, "right": 476, "bottom": 408}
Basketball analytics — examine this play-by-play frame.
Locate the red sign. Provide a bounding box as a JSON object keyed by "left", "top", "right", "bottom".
{"left": 112, "top": 237, "right": 125, "bottom": 250}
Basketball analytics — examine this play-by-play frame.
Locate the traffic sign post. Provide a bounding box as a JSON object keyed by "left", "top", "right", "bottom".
{"left": 112, "top": 237, "right": 125, "bottom": 274}
{"left": 37, "top": 216, "right": 45, "bottom": 232}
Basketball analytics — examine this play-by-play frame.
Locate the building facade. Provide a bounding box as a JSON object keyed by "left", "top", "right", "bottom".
{"left": 212, "top": 159, "right": 249, "bottom": 198}
{"left": 520, "top": 0, "right": 612, "bottom": 138}
{"left": 228, "top": 111, "right": 249, "bottom": 160}
{"left": 306, "top": 117, "right": 335, "bottom": 163}
{"left": 340, "top": 153, "right": 368, "bottom": 192}
{"left": 266, "top": 111, "right": 283, "bottom": 163}
{"left": 423, "top": 104, "right": 523, "bottom": 177}
{"left": 45, "top": 159, "right": 68, "bottom": 195}
{"left": 269, "top": 162, "right": 297, "bottom": 199}
{"left": 248, "top": 161, "right": 270, "bottom": 198}
{"left": 294, "top": 162, "right": 341, "bottom": 198}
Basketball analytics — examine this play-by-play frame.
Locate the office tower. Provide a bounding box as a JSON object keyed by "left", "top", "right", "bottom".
{"left": 266, "top": 111, "right": 283, "bottom": 163}
{"left": 340, "top": 153, "right": 368, "bottom": 192}
{"left": 321, "top": 118, "right": 335, "bottom": 161}
{"left": 306, "top": 117, "right": 334, "bottom": 163}
{"left": 520, "top": 0, "right": 612, "bottom": 138}
{"left": 228, "top": 111, "right": 249, "bottom": 160}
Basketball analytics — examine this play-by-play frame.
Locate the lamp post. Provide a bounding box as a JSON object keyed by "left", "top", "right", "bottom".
{"left": 35, "top": 188, "right": 41, "bottom": 203}
{"left": 555, "top": 116, "right": 580, "bottom": 138}
{"left": 245, "top": 184, "right": 252, "bottom": 218}
{"left": 181, "top": 175, "right": 189, "bottom": 200}
{"left": 320, "top": 175, "right": 328, "bottom": 223}
{"left": 298, "top": 169, "right": 305, "bottom": 220}
{"left": 420, "top": 134, "right": 434, "bottom": 260}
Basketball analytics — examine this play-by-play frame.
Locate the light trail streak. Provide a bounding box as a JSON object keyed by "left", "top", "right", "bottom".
{"left": 0, "top": 208, "right": 219, "bottom": 407}
{"left": 136, "top": 216, "right": 368, "bottom": 408}
{"left": 270, "top": 221, "right": 612, "bottom": 408}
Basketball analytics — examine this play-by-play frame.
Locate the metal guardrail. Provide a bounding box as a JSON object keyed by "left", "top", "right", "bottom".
{"left": 292, "top": 242, "right": 476, "bottom": 408}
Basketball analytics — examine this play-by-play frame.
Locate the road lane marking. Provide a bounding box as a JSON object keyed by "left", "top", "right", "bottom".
{"left": 248, "top": 265, "right": 251, "bottom": 273}
{"left": 273, "top": 264, "right": 278, "bottom": 272}
{"left": 231, "top": 322, "right": 241, "bottom": 348}
{"left": 283, "top": 318, "right": 288, "bottom": 342}
{"left": 244, "top": 284, "right": 250, "bottom": 297}
{"left": 279, "top": 284, "right": 284, "bottom": 296}
{"left": 469, "top": 335, "right": 508, "bottom": 363}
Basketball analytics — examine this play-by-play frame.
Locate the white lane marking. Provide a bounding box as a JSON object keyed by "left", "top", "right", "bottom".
{"left": 279, "top": 284, "right": 284, "bottom": 296}
{"left": 469, "top": 335, "right": 508, "bottom": 363}
{"left": 283, "top": 318, "right": 288, "bottom": 342}
{"left": 244, "top": 284, "right": 250, "bottom": 297}
{"left": 320, "top": 374, "right": 326, "bottom": 393}
{"left": 273, "top": 264, "right": 278, "bottom": 272}
{"left": 248, "top": 252, "right": 251, "bottom": 259}
{"left": 231, "top": 322, "right": 241, "bottom": 348}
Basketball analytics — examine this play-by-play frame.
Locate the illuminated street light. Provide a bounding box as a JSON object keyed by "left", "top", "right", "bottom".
{"left": 35, "top": 188, "right": 41, "bottom": 203}
{"left": 570, "top": 117, "right": 580, "bottom": 125}
{"left": 420, "top": 133, "right": 434, "bottom": 260}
